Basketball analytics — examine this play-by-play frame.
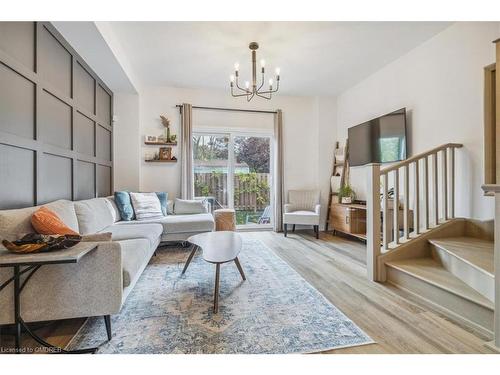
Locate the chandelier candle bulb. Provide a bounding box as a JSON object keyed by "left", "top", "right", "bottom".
{"left": 275, "top": 67, "right": 280, "bottom": 76}
{"left": 245, "top": 81, "right": 250, "bottom": 89}
{"left": 234, "top": 62, "right": 239, "bottom": 71}
{"left": 230, "top": 75, "right": 235, "bottom": 83}
{"left": 260, "top": 59, "right": 265, "bottom": 67}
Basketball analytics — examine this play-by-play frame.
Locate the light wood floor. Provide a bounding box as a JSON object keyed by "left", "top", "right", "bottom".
{"left": 0, "top": 230, "right": 496, "bottom": 354}
{"left": 246, "top": 230, "right": 495, "bottom": 354}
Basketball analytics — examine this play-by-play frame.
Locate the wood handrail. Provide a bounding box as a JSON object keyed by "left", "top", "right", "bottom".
{"left": 381, "top": 143, "right": 463, "bottom": 174}
{"left": 482, "top": 184, "right": 500, "bottom": 193}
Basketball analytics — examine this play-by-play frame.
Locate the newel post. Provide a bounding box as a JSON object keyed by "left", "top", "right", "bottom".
{"left": 367, "top": 163, "right": 381, "bottom": 281}
{"left": 482, "top": 185, "right": 500, "bottom": 350}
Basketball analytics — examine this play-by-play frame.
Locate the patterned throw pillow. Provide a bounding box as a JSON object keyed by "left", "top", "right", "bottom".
{"left": 129, "top": 192, "right": 164, "bottom": 221}
{"left": 155, "top": 192, "right": 168, "bottom": 216}
{"left": 31, "top": 206, "right": 79, "bottom": 236}
{"left": 114, "top": 191, "right": 135, "bottom": 221}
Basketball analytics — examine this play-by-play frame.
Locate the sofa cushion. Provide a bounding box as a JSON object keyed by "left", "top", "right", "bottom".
{"left": 46, "top": 200, "right": 80, "bottom": 233}
{"left": 129, "top": 192, "right": 164, "bottom": 221}
{"left": 114, "top": 191, "right": 134, "bottom": 221}
{"left": 105, "top": 197, "right": 122, "bottom": 223}
{"left": 116, "top": 213, "right": 214, "bottom": 235}
{"left": 119, "top": 238, "right": 151, "bottom": 288}
{"left": 283, "top": 211, "right": 320, "bottom": 225}
{"left": 99, "top": 223, "right": 163, "bottom": 247}
{"left": 162, "top": 213, "right": 214, "bottom": 234}
{"left": 174, "top": 198, "right": 208, "bottom": 215}
{"left": 74, "top": 198, "right": 115, "bottom": 235}
{"left": 0, "top": 200, "right": 78, "bottom": 241}
{"left": 167, "top": 200, "right": 174, "bottom": 215}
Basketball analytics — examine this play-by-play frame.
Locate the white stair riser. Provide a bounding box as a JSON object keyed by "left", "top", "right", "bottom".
{"left": 387, "top": 266, "right": 494, "bottom": 335}
{"left": 431, "top": 245, "right": 494, "bottom": 302}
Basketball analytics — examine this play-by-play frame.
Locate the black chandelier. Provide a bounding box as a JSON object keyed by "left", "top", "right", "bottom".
{"left": 230, "top": 42, "right": 281, "bottom": 101}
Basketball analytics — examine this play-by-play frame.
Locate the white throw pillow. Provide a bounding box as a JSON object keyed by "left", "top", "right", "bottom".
{"left": 129, "top": 192, "right": 164, "bottom": 221}
{"left": 174, "top": 198, "right": 207, "bottom": 215}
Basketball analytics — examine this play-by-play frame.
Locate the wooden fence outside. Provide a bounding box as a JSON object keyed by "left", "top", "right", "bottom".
{"left": 194, "top": 172, "right": 270, "bottom": 211}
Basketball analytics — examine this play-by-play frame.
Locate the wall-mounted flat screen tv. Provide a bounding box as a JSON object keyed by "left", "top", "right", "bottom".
{"left": 348, "top": 108, "right": 407, "bottom": 167}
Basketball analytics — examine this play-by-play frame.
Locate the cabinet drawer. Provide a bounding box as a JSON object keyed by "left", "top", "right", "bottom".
{"left": 330, "top": 204, "right": 350, "bottom": 232}
{"left": 329, "top": 204, "right": 366, "bottom": 234}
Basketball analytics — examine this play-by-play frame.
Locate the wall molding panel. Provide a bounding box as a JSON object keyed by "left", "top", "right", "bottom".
{"left": 0, "top": 21, "right": 113, "bottom": 209}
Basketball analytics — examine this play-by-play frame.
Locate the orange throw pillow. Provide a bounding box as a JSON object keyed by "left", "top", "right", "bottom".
{"left": 31, "top": 206, "right": 79, "bottom": 236}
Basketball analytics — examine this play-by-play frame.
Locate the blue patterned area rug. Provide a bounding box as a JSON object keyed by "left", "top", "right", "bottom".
{"left": 68, "top": 239, "right": 373, "bottom": 354}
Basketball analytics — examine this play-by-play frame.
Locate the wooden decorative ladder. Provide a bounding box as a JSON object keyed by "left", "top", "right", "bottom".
{"left": 325, "top": 141, "right": 349, "bottom": 231}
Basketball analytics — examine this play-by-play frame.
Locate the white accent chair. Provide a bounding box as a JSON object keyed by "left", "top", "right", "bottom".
{"left": 283, "top": 190, "right": 321, "bottom": 239}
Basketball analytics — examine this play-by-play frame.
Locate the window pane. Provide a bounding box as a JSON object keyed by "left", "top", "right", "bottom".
{"left": 234, "top": 136, "right": 271, "bottom": 226}
{"left": 193, "top": 134, "right": 229, "bottom": 209}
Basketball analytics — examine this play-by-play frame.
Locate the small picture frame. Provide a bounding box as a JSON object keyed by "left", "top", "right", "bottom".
{"left": 145, "top": 135, "right": 157, "bottom": 143}
{"left": 159, "top": 147, "right": 172, "bottom": 160}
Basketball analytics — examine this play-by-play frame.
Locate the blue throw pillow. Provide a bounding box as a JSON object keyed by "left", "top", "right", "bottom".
{"left": 155, "top": 192, "right": 168, "bottom": 216}
{"left": 114, "top": 191, "right": 135, "bottom": 221}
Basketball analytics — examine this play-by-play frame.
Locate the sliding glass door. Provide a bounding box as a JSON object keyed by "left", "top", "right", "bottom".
{"left": 193, "top": 132, "right": 273, "bottom": 228}
{"left": 192, "top": 134, "right": 230, "bottom": 208}
{"left": 233, "top": 136, "right": 271, "bottom": 226}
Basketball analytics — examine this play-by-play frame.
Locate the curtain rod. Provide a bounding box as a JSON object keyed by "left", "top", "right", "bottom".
{"left": 176, "top": 104, "right": 277, "bottom": 114}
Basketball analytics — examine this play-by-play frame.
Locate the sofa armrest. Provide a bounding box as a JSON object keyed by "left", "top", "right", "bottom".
{"left": 284, "top": 203, "right": 292, "bottom": 213}
{"left": 314, "top": 204, "right": 321, "bottom": 215}
{"left": 202, "top": 199, "right": 211, "bottom": 213}
{"left": 0, "top": 241, "right": 123, "bottom": 325}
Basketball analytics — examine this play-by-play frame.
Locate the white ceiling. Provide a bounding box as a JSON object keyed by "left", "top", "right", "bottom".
{"left": 108, "top": 21, "right": 452, "bottom": 96}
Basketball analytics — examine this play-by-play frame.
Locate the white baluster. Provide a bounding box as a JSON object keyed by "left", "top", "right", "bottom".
{"left": 403, "top": 164, "right": 409, "bottom": 240}
{"left": 393, "top": 168, "right": 399, "bottom": 245}
{"left": 450, "top": 147, "right": 455, "bottom": 218}
{"left": 433, "top": 152, "right": 439, "bottom": 226}
{"left": 414, "top": 160, "right": 420, "bottom": 235}
{"left": 424, "top": 156, "right": 429, "bottom": 230}
{"left": 442, "top": 148, "right": 448, "bottom": 220}
{"left": 383, "top": 173, "right": 389, "bottom": 250}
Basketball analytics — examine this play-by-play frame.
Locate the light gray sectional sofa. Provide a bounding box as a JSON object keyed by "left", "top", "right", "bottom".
{"left": 0, "top": 197, "right": 214, "bottom": 326}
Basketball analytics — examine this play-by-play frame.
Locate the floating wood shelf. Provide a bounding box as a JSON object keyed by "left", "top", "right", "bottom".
{"left": 144, "top": 141, "right": 178, "bottom": 146}
{"left": 145, "top": 159, "right": 177, "bottom": 163}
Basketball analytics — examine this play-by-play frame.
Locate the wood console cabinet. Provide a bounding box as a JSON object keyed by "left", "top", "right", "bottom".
{"left": 329, "top": 203, "right": 367, "bottom": 240}
{"left": 329, "top": 202, "right": 414, "bottom": 242}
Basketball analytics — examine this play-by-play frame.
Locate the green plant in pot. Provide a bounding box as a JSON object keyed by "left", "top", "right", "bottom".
{"left": 339, "top": 184, "right": 356, "bottom": 204}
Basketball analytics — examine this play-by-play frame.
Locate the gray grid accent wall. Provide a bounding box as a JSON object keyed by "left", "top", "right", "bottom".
{"left": 0, "top": 22, "right": 113, "bottom": 209}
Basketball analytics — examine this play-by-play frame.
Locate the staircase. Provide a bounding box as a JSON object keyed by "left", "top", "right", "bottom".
{"left": 365, "top": 143, "right": 499, "bottom": 348}
{"left": 385, "top": 225, "right": 494, "bottom": 335}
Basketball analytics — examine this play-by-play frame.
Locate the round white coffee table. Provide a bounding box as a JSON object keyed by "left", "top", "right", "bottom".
{"left": 184, "top": 231, "right": 246, "bottom": 313}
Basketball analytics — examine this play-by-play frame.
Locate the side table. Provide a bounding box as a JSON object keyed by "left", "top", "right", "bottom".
{"left": 0, "top": 242, "right": 109, "bottom": 354}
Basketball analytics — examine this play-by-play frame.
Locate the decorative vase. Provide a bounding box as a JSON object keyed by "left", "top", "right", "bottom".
{"left": 165, "top": 127, "right": 171, "bottom": 143}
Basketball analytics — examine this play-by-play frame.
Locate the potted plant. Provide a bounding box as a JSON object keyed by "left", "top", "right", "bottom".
{"left": 339, "top": 184, "right": 356, "bottom": 204}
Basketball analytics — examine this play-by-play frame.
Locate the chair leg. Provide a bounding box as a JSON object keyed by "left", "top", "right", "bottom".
{"left": 104, "top": 315, "right": 112, "bottom": 341}
{"left": 292, "top": 224, "right": 296, "bottom": 232}
{"left": 284, "top": 224, "right": 288, "bottom": 237}
{"left": 314, "top": 225, "right": 319, "bottom": 239}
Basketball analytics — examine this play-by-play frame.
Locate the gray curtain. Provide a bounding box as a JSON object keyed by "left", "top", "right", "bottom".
{"left": 273, "top": 109, "right": 284, "bottom": 232}
{"left": 180, "top": 103, "right": 194, "bottom": 199}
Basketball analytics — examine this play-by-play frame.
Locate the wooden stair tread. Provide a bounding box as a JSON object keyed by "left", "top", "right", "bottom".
{"left": 386, "top": 258, "right": 494, "bottom": 310}
{"left": 428, "top": 237, "right": 494, "bottom": 276}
